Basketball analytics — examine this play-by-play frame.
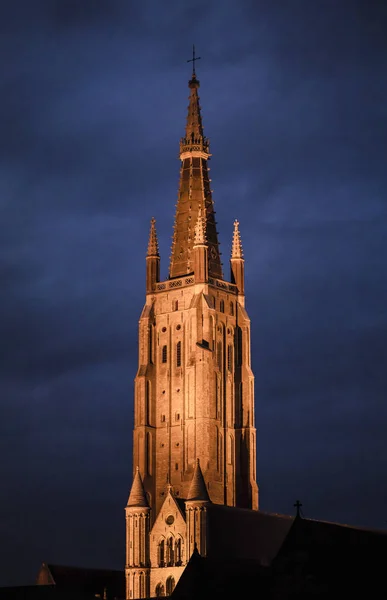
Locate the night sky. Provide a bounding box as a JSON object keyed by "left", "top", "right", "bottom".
{"left": 1, "top": 0, "right": 387, "bottom": 587}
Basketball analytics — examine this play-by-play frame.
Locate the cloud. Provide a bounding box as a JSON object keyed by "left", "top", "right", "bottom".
{"left": 1, "top": 0, "right": 387, "bottom": 586}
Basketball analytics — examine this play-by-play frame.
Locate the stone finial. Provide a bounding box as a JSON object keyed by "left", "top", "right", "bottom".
{"left": 187, "top": 459, "right": 210, "bottom": 502}
{"left": 127, "top": 467, "right": 149, "bottom": 508}
{"left": 193, "top": 206, "right": 207, "bottom": 247}
{"left": 147, "top": 217, "right": 159, "bottom": 257}
{"left": 231, "top": 219, "right": 243, "bottom": 259}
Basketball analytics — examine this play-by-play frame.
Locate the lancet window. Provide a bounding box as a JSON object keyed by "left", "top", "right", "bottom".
{"left": 166, "top": 576, "right": 175, "bottom": 596}
{"left": 162, "top": 345, "right": 167, "bottom": 363}
{"left": 176, "top": 341, "right": 181, "bottom": 367}
{"left": 166, "top": 536, "right": 174, "bottom": 566}
{"left": 175, "top": 537, "right": 182, "bottom": 565}
{"left": 157, "top": 539, "right": 165, "bottom": 567}
{"left": 139, "top": 572, "right": 145, "bottom": 599}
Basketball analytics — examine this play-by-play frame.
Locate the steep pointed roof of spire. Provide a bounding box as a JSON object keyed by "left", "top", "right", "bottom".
{"left": 193, "top": 206, "right": 207, "bottom": 246}
{"left": 231, "top": 219, "right": 244, "bottom": 259}
{"left": 147, "top": 217, "right": 159, "bottom": 257}
{"left": 184, "top": 73, "right": 205, "bottom": 144}
{"left": 187, "top": 459, "right": 210, "bottom": 502}
{"left": 169, "top": 71, "right": 222, "bottom": 280}
{"left": 127, "top": 467, "right": 149, "bottom": 508}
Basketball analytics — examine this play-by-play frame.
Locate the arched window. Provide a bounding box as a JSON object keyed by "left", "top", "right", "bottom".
{"left": 166, "top": 576, "right": 175, "bottom": 596}
{"left": 176, "top": 341, "right": 181, "bottom": 367}
{"left": 173, "top": 299, "right": 179, "bottom": 311}
{"left": 139, "top": 572, "right": 145, "bottom": 599}
{"left": 158, "top": 539, "right": 165, "bottom": 567}
{"left": 155, "top": 583, "right": 165, "bottom": 597}
{"left": 220, "top": 299, "right": 225, "bottom": 313}
{"left": 166, "top": 537, "right": 174, "bottom": 566}
{"left": 230, "top": 301, "right": 234, "bottom": 316}
{"left": 175, "top": 537, "right": 182, "bottom": 565}
{"left": 162, "top": 345, "right": 167, "bottom": 363}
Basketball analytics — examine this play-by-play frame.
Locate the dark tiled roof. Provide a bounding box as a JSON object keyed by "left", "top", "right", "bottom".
{"left": 172, "top": 552, "right": 269, "bottom": 600}
{"left": 36, "top": 564, "right": 124, "bottom": 599}
{"left": 0, "top": 585, "right": 91, "bottom": 599}
{"left": 174, "top": 496, "right": 187, "bottom": 518}
{"left": 174, "top": 513, "right": 387, "bottom": 599}
{"left": 207, "top": 506, "right": 294, "bottom": 565}
{"left": 274, "top": 515, "right": 387, "bottom": 573}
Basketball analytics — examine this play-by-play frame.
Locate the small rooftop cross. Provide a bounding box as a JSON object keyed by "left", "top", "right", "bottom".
{"left": 187, "top": 44, "right": 201, "bottom": 76}
{"left": 294, "top": 500, "right": 303, "bottom": 517}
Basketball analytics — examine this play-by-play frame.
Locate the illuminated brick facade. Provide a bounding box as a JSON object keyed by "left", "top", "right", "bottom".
{"left": 126, "top": 70, "right": 258, "bottom": 599}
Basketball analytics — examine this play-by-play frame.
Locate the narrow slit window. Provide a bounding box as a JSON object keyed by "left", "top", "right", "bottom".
{"left": 176, "top": 341, "right": 181, "bottom": 367}
{"left": 227, "top": 345, "right": 233, "bottom": 371}
{"left": 220, "top": 300, "right": 225, "bottom": 313}
{"left": 162, "top": 345, "right": 167, "bottom": 363}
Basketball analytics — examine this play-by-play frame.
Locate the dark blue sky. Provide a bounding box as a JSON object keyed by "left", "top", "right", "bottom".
{"left": 1, "top": 0, "right": 387, "bottom": 587}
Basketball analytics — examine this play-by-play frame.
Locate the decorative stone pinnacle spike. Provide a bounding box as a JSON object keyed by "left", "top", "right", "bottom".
{"left": 194, "top": 206, "right": 206, "bottom": 246}
{"left": 147, "top": 217, "right": 159, "bottom": 257}
{"left": 231, "top": 219, "right": 243, "bottom": 259}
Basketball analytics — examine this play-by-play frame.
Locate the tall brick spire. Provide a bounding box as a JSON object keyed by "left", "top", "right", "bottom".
{"left": 169, "top": 68, "right": 222, "bottom": 280}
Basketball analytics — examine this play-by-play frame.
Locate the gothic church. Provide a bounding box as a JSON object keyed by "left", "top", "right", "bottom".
{"left": 125, "top": 65, "right": 259, "bottom": 599}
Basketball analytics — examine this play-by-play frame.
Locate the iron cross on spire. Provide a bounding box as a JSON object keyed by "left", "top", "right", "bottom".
{"left": 294, "top": 500, "right": 303, "bottom": 517}
{"left": 187, "top": 44, "right": 201, "bottom": 76}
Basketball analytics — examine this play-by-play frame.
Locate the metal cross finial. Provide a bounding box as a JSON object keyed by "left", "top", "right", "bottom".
{"left": 294, "top": 500, "right": 303, "bottom": 517}
{"left": 187, "top": 44, "right": 201, "bottom": 76}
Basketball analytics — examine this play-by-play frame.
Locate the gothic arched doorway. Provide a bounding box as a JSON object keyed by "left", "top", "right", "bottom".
{"left": 166, "top": 576, "right": 175, "bottom": 596}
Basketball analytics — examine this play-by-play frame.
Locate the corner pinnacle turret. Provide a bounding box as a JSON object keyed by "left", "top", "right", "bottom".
{"left": 127, "top": 467, "right": 149, "bottom": 508}
{"left": 231, "top": 219, "right": 243, "bottom": 259}
{"left": 187, "top": 459, "right": 210, "bottom": 502}
{"left": 146, "top": 217, "right": 160, "bottom": 293}
{"left": 230, "top": 219, "right": 245, "bottom": 296}
{"left": 147, "top": 217, "right": 159, "bottom": 257}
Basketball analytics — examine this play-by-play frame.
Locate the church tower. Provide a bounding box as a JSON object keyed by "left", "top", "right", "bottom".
{"left": 126, "top": 61, "right": 258, "bottom": 599}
